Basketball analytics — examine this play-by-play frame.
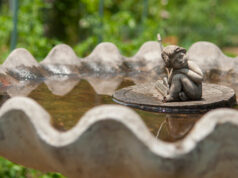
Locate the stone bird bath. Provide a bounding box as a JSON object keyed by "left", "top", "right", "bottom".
{"left": 0, "top": 41, "right": 237, "bottom": 178}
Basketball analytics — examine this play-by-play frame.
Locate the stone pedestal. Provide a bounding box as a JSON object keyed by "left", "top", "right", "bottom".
{"left": 113, "top": 83, "right": 236, "bottom": 113}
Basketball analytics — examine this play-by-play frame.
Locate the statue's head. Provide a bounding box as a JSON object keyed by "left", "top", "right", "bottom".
{"left": 161, "top": 45, "right": 187, "bottom": 69}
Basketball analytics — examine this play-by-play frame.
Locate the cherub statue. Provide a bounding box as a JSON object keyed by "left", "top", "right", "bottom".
{"left": 156, "top": 34, "right": 203, "bottom": 102}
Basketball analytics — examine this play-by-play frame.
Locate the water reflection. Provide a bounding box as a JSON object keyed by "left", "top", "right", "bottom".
{"left": 44, "top": 76, "right": 80, "bottom": 96}
{"left": 85, "top": 76, "right": 123, "bottom": 95}
{"left": 0, "top": 70, "right": 237, "bottom": 142}
{"left": 7, "top": 81, "right": 40, "bottom": 97}
{"left": 135, "top": 108, "right": 201, "bottom": 142}
{"left": 28, "top": 80, "right": 113, "bottom": 130}
{"left": 165, "top": 114, "right": 200, "bottom": 141}
{"left": 31, "top": 77, "right": 203, "bottom": 142}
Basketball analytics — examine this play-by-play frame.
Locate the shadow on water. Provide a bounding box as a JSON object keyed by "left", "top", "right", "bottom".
{"left": 0, "top": 70, "right": 237, "bottom": 142}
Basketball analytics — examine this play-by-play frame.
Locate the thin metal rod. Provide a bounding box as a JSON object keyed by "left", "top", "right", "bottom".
{"left": 10, "top": 0, "right": 18, "bottom": 51}
{"left": 140, "top": 0, "right": 148, "bottom": 34}
{"left": 0, "top": 0, "right": 2, "bottom": 12}
{"left": 142, "top": 0, "right": 148, "bottom": 22}
{"left": 98, "top": 0, "right": 104, "bottom": 43}
{"left": 156, "top": 120, "right": 166, "bottom": 139}
{"left": 157, "top": 33, "right": 163, "bottom": 51}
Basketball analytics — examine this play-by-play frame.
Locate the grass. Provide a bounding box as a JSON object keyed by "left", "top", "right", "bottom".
{"left": 0, "top": 157, "right": 65, "bottom": 178}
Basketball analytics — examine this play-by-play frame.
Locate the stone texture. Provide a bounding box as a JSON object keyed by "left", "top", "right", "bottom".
{"left": 0, "top": 97, "right": 238, "bottom": 177}
{"left": 80, "top": 42, "right": 125, "bottom": 73}
{"left": 2, "top": 41, "right": 237, "bottom": 79}
{"left": 41, "top": 44, "right": 80, "bottom": 66}
{"left": 2, "top": 48, "right": 39, "bottom": 68}
{"left": 126, "top": 41, "right": 164, "bottom": 73}
{"left": 113, "top": 83, "right": 236, "bottom": 113}
{"left": 188, "top": 41, "right": 236, "bottom": 73}
{"left": 41, "top": 64, "right": 79, "bottom": 76}
{"left": 1, "top": 48, "right": 44, "bottom": 80}
{"left": 40, "top": 44, "right": 81, "bottom": 75}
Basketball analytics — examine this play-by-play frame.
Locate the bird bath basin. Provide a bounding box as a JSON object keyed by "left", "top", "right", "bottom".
{"left": 5, "top": 78, "right": 202, "bottom": 142}
{"left": 0, "top": 41, "right": 238, "bottom": 177}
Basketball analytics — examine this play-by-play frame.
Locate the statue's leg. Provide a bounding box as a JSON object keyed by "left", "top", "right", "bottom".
{"left": 166, "top": 74, "right": 201, "bottom": 102}
{"left": 165, "top": 74, "right": 183, "bottom": 101}
{"left": 180, "top": 75, "right": 202, "bottom": 100}
{"left": 179, "top": 92, "right": 188, "bottom": 101}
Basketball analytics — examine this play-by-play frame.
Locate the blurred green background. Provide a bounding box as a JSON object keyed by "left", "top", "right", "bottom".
{"left": 1, "top": 0, "right": 238, "bottom": 63}
{"left": 0, "top": 0, "right": 238, "bottom": 177}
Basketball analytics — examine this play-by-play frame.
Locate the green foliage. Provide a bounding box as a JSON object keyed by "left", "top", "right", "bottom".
{"left": 0, "top": 157, "right": 64, "bottom": 178}
{"left": 0, "top": 0, "right": 58, "bottom": 62}
{"left": 73, "top": 0, "right": 238, "bottom": 56}
{"left": 1, "top": 0, "right": 238, "bottom": 61}
{"left": 0, "top": 5, "right": 12, "bottom": 62}
{"left": 165, "top": 0, "right": 238, "bottom": 48}
{"left": 16, "top": 0, "right": 59, "bottom": 61}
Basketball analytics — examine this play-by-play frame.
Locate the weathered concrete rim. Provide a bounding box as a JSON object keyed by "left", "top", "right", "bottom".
{"left": 113, "top": 83, "right": 237, "bottom": 113}
{"left": 1, "top": 97, "right": 238, "bottom": 159}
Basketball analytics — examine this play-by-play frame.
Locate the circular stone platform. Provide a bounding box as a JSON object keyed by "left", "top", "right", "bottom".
{"left": 113, "top": 83, "right": 237, "bottom": 113}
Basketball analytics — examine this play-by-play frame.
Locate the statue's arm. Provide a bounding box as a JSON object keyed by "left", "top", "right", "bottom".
{"left": 174, "top": 68, "right": 203, "bottom": 83}
{"left": 175, "top": 61, "right": 203, "bottom": 83}
{"left": 187, "top": 61, "right": 203, "bottom": 77}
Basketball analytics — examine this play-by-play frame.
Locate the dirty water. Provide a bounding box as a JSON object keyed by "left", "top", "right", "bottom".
{"left": 0, "top": 72, "right": 237, "bottom": 142}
